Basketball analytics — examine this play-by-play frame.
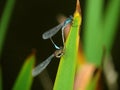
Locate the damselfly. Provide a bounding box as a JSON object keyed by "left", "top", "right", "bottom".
{"left": 32, "top": 16, "right": 72, "bottom": 77}
{"left": 42, "top": 15, "right": 73, "bottom": 48}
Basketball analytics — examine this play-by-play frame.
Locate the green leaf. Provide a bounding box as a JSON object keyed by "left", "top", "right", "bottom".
{"left": 53, "top": 1, "right": 82, "bottom": 90}
{"left": 83, "top": 0, "right": 119, "bottom": 89}
{"left": 12, "top": 53, "right": 35, "bottom": 90}
{"left": 0, "top": 66, "right": 2, "bottom": 90}
{"left": 0, "top": 0, "right": 15, "bottom": 56}
{"left": 83, "top": 0, "right": 103, "bottom": 67}
{"left": 104, "top": 0, "right": 120, "bottom": 52}
{"left": 83, "top": 0, "right": 120, "bottom": 66}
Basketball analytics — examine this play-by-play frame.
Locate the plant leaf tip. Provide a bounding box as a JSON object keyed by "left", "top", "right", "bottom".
{"left": 26, "top": 49, "right": 36, "bottom": 62}
{"left": 31, "top": 48, "right": 36, "bottom": 55}
{"left": 74, "top": 0, "right": 82, "bottom": 23}
{"left": 75, "top": 0, "right": 81, "bottom": 14}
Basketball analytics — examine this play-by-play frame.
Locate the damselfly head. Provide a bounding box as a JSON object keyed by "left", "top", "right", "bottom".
{"left": 64, "top": 16, "right": 73, "bottom": 26}
{"left": 54, "top": 47, "right": 64, "bottom": 58}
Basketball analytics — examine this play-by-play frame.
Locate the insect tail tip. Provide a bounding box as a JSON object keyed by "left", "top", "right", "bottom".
{"left": 42, "top": 34, "right": 48, "bottom": 40}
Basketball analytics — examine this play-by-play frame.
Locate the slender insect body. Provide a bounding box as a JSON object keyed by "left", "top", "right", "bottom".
{"left": 61, "top": 16, "right": 73, "bottom": 44}
{"left": 50, "top": 37, "right": 60, "bottom": 50}
{"left": 32, "top": 16, "right": 72, "bottom": 77}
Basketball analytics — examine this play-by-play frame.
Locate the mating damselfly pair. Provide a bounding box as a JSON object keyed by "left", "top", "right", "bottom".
{"left": 32, "top": 15, "right": 73, "bottom": 77}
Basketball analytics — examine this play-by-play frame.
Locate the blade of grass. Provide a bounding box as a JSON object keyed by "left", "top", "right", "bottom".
{"left": 0, "top": 0, "right": 15, "bottom": 56}
{"left": 104, "top": 0, "right": 120, "bottom": 52}
{"left": 0, "top": 66, "right": 2, "bottom": 90}
{"left": 83, "top": 0, "right": 103, "bottom": 67}
{"left": 53, "top": 0, "right": 82, "bottom": 90}
{"left": 12, "top": 53, "right": 35, "bottom": 90}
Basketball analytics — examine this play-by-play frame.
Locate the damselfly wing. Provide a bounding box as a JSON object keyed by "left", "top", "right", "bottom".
{"left": 42, "top": 16, "right": 73, "bottom": 40}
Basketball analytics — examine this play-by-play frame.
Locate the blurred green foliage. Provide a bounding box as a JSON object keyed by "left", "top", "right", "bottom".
{"left": 0, "top": 0, "right": 15, "bottom": 57}
{"left": 13, "top": 54, "right": 35, "bottom": 90}
{"left": 83, "top": 0, "right": 120, "bottom": 66}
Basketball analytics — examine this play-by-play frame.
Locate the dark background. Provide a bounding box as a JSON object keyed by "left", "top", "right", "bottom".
{"left": 0, "top": 0, "right": 120, "bottom": 90}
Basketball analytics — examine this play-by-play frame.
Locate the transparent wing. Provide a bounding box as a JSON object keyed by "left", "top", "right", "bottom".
{"left": 42, "top": 22, "right": 64, "bottom": 39}
{"left": 32, "top": 54, "right": 54, "bottom": 77}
